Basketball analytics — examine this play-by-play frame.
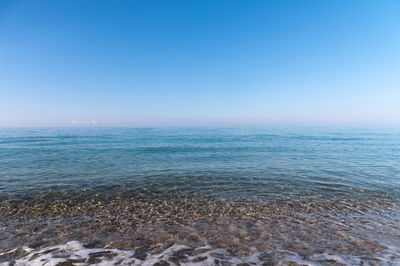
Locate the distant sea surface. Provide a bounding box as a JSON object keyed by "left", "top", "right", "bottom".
{"left": 0, "top": 127, "right": 399, "bottom": 265}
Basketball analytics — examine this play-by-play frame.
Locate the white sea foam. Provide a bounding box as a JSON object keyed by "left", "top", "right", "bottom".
{"left": 1, "top": 241, "right": 399, "bottom": 266}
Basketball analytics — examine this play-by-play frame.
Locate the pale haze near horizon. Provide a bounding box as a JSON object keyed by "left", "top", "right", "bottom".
{"left": 0, "top": 0, "right": 399, "bottom": 127}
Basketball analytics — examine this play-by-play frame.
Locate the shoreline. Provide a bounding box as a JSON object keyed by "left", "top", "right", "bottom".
{"left": 1, "top": 194, "right": 399, "bottom": 265}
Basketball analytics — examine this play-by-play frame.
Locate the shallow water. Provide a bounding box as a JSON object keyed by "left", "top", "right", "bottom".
{"left": 0, "top": 127, "right": 399, "bottom": 265}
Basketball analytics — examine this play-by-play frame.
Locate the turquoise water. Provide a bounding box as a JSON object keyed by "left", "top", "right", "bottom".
{"left": 1, "top": 127, "right": 399, "bottom": 200}
{"left": 0, "top": 127, "right": 400, "bottom": 265}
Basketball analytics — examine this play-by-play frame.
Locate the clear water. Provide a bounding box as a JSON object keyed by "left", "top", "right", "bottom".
{"left": 0, "top": 127, "right": 399, "bottom": 265}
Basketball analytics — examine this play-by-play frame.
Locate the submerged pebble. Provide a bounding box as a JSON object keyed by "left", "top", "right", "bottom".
{"left": 0, "top": 192, "right": 399, "bottom": 265}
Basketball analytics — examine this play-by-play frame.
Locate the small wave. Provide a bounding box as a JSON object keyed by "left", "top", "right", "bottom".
{"left": 2, "top": 241, "right": 400, "bottom": 266}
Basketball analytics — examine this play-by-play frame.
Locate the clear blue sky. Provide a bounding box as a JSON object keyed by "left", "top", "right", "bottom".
{"left": 1, "top": 0, "right": 399, "bottom": 127}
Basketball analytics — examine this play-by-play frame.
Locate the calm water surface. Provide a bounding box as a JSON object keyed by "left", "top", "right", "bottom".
{"left": 0, "top": 127, "right": 399, "bottom": 265}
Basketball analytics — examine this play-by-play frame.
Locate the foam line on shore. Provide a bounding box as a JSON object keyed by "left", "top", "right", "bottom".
{"left": 3, "top": 240, "right": 400, "bottom": 266}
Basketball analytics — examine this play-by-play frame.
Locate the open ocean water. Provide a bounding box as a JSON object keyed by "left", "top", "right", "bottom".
{"left": 0, "top": 127, "right": 399, "bottom": 265}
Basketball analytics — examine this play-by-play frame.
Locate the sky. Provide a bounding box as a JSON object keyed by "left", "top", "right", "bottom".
{"left": 0, "top": 0, "right": 399, "bottom": 127}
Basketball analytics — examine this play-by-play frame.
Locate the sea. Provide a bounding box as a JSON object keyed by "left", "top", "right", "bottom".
{"left": 0, "top": 127, "right": 399, "bottom": 265}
